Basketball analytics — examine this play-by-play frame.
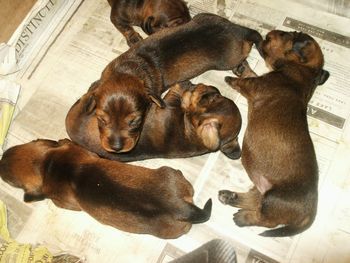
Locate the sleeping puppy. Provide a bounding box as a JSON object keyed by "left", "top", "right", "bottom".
{"left": 66, "top": 82, "right": 242, "bottom": 162}
{"left": 107, "top": 0, "right": 191, "bottom": 46}
{"left": 218, "top": 30, "right": 330, "bottom": 237}
{"left": 88, "top": 13, "right": 262, "bottom": 153}
{"left": 0, "top": 139, "right": 212, "bottom": 239}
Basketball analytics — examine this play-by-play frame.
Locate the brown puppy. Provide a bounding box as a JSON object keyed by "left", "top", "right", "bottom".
{"left": 107, "top": 0, "right": 191, "bottom": 46}
{"left": 0, "top": 139, "right": 212, "bottom": 239}
{"left": 218, "top": 30, "right": 330, "bottom": 237}
{"left": 66, "top": 82, "right": 242, "bottom": 162}
{"left": 88, "top": 13, "right": 262, "bottom": 153}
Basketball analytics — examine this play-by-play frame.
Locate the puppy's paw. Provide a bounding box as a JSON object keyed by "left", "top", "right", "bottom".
{"left": 232, "top": 63, "right": 247, "bottom": 77}
{"left": 127, "top": 32, "right": 143, "bottom": 46}
{"left": 225, "top": 76, "right": 243, "bottom": 93}
{"left": 224, "top": 76, "right": 238, "bottom": 85}
{"left": 233, "top": 209, "right": 257, "bottom": 227}
{"left": 218, "top": 190, "right": 237, "bottom": 205}
{"left": 233, "top": 62, "right": 258, "bottom": 78}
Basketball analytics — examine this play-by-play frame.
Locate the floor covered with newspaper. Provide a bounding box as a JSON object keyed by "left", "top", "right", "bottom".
{"left": 0, "top": 0, "right": 350, "bottom": 262}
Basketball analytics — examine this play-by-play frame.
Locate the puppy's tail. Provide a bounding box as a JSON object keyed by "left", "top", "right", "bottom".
{"left": 182, "top": 198, "right": 212, "bottom": 224}
{"left": 245, "top": 29, "right": 264, "bottom": 57}
{"left": 259, "top": 221, "right": 314, "bottom": 237}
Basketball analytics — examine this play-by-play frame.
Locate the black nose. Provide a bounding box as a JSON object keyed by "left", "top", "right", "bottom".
{"left": 109, "top": 138, "right": 124, "bottom": 152}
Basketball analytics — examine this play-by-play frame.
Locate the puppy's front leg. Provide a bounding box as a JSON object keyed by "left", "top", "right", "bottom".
{"left": 225, "top": 76, "right": 255, "bottom": 99}
{"left": 111, "top": 19, "right": 143, "bottom": 46}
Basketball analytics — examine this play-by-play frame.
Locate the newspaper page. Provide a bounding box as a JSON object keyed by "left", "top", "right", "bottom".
{"left": 0, "top": 0, "right": 349, "bottom": 262}
{"left": 0, "top": 0, "right": 83, "bottom": 76}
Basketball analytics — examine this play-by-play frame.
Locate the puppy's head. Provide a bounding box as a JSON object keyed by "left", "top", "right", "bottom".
{"left": 83, "top": 76, "right": 149, "bottom": 153}
{"left": 142, "top": 0, "right": 191, "bottom": 34}
{"left": 0, "top": 139, "right": 60, "bottom": 200}
{"left": 262, "top": 30, "right": 329, "bottom": 85}
{"left": 182, "top": 84, "right": 242, "bottom": 158}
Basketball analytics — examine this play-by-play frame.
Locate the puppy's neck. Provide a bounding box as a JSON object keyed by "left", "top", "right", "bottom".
{"left": 275, "top": 60, "right": 319, "bottom": 103}
{"left": 275, "top": 60, "right": 316, "bottom": 81}
{"left": 115, "top": 51, "right": 165, "bottom": 96}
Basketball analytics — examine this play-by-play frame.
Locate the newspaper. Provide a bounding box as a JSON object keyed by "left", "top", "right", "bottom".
{"left": 0, "top": 0, "right": 83, "bottom": 76}
{"left": 0, "top": 200, "right": 82, "bottom": 263}
{"left": 0, "top": 0, "right": 350, "bottom": 262}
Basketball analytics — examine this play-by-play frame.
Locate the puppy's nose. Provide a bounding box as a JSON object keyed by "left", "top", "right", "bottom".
{"left": 109, "top": 138, "right": 124, "bottom": 152}
{"left": 111, "top": 143, "right": 123, "bottom": 152}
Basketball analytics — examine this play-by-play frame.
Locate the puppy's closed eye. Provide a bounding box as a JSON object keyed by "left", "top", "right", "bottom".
{"left": 96, "top": 110, "right": 110, "bottom": 127}
{"left": 128, "top": 116, "right": 142, "bottom": 128}
{"left": 97, "top": 116, "right": 108, "bottom": 126}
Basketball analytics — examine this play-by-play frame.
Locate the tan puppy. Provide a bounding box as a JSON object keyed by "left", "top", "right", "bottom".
{"left": 107, "top": 0, "right": 191, "bottom": 46}
{"left": 66, "top": 82, "right": 242, "bottom": 162}
{"left": 219, "top": 30, "right": 330, "bottom": 236}
{"left": 0, "top": 139, "right": 212, "bottom": 239}
{"left": 87, "top": 13, "right": 262, "bottom": 153}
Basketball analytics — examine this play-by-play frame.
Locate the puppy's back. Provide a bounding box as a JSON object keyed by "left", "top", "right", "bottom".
{"left": 133, "top": 13, "right": 262, "bottom": 85}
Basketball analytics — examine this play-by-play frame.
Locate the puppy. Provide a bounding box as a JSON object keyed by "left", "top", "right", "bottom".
{"left": 66, "top": 82, "right": 242, "bottom": 162}
{"left": 0, "top": 139, "right": 212, "bottom": 239}
{"left": 88, "top": 13, "right": 262, "bottom": 153}
{"left": 107, "top": 0, "right": 191, "bottom": 46}
{"left": 218, "top": 30, "right": 330, "bottom": 237}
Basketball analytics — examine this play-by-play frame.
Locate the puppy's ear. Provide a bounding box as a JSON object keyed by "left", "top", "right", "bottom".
{"left": 315, "top": 69, "right": 330, "bottom": 85}
{"left": 291, "top": 40, "right": 310, "bottom": 63}
{"left": 142, "top": 16, "right": 155, "bottom": 35}
{"left": 149, "top": 94, "right": 166, "bottom": 108}
{"left": 198, "top": 118, "right": 220, "bottom": 150}
{"left": 84, "top": 94, "right": 97, "bottom": 114}
{"left": 24, "top": 192, "right": 46, "bottom": 202}
{"left": 88, "top": 80, "right": 100, "bottom": 92}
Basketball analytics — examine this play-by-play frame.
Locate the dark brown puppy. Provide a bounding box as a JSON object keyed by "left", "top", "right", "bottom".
{"left": 0, "top": 139, "right": 212, "bottom": 239}
{"left": 66, "top": 82, "right": 242, "bottom": 162}
{"left": 107, "top": 0, "right": 191, "bottom": 46}
{"left": 218, "top": 30, "right": 330, "bottom": 237}
{"left": 88, "top": 13, "right": 262, "bottom": 153}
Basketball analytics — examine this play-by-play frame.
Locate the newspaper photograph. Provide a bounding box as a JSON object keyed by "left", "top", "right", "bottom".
{"left": 0, "top": 0, "right": 349, "bottom": 262}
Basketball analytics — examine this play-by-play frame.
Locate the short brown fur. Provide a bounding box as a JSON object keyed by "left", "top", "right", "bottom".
{"left": 219, "top": 30, "right": 330, "bottom": 237}
{"left": 66, "top": 82, "right": 242, "bottom": 162}
{"left": 107, "top": 0, "right": 191, "bottom": 46}
{"left": 87, "top": 13, "right": 262, "bottom": 153}
{"left": 0, "top": 139, "right": 212, "bottom": 239}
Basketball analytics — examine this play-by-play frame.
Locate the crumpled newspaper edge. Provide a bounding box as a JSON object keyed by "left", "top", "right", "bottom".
{"left": 0, "top": 200, "right": 83, "bottom": 263}
{"left": 0, "top": 79, "right": 20, "bottom": 155}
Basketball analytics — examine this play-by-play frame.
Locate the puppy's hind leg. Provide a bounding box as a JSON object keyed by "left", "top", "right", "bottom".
{"left": 219, "top": 187, "right": 263, "bottom": 227}
{"left": 218, "top": 187, "right": 261, "bottom": 210}
{"left": 219, "top": 187, "right": 262, "bottom": 227}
